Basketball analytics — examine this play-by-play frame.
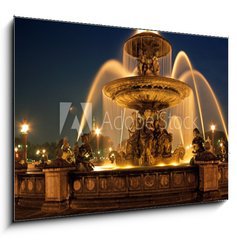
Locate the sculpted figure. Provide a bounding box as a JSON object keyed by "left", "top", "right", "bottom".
{"left": 140, "top": 110, "right": 154, "bottom": 165}
{"left": 152, "top": 119, "right": 162, "bottom": 157}
{"left": 137, "top": 49, "right": 148, "bottom": 76}
{"left": 192, "top": 128, "right": 205, "bottom": 156}
{"left": 61, "top": 137, "right": 75, "bottom": 163}
{"left": 158, "top": 129, "right": 172, "bottom": 158}
{"left": 152, "top": 51, "right": 160, "bottom": 75}
{"left": 76, "top": 134, "right": 94, "bottom": 171}
{"left": 126, "top": 112, "right": 141, "bottom": 163}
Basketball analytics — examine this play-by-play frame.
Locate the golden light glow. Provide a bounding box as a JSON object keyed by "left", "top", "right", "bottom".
{"left": 95, "top": 127, "right": 101, "bottom": 136}
{"left": 14, "top": 147, "right": 18, "bottom": 152}
{"left": 77, "top": 60, "right": 129, "bottom": 140}
{"left": 21, "top": 123, "right": 29, "bottom": 134}
{"left": 94, "top": 164, "right": 137, "bottom": 171}
{"left": 172, "top": 51, "right": 205, "bottom": 139}
{"left": 42, "top": 149, "right": 46, "bottom": 154}
{"left": 173, "top": 55, "right": 228, "bottom": 140}
{"left": 220, "top": 142, "right": 223, "bottom": 147}
{"left": 109, "top": 147, "right": 112, "bottom": 152}
{"left": 36, "top": 150, "right": 40, "bottom": 155}
{"left": 134, "top": 29, "right": 160, "bottom": 35}
{"left": 210, "top": 124, "right": 216, "bottom": 133}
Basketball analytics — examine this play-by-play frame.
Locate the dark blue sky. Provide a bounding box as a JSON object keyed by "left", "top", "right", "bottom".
{"left": 15, "top": 17, "right": 228, "bottom": 144}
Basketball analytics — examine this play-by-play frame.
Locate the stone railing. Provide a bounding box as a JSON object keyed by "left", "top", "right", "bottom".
{"left": 15, "top": 170, "right": 45, "bottom": 208}
{"left": 69, "top": 165, "right": 199, "bottom": 211}
{"left": 15, "top": 161, "right": 228, "bottom": 214}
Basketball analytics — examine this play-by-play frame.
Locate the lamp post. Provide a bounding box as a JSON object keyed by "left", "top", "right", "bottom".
{"left": 95, "top": 127, "right": 101, "bottom": 157}
{"left": 210, "top": 124, "right": 216, "bottom": 153}
{"left": 20, "top": 122, "right": 29, "bottom": 164}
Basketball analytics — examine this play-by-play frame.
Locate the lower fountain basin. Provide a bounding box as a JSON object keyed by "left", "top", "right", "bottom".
{"left": 103, "top": 75, "right": 191, "bottom": 111}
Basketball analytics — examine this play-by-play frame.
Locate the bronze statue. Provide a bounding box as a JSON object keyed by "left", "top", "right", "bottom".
{"left": 192, "top": 128, "right": 205, "bottom": 155}
{"left": 152, "top": 119, "right": 162, "bottom": 157}
{"left": 76, "top": 134, "right": 94, "bottom": 172}
{"left": 61, "top": 137, "right": 75, "bottom": 164}
{"left": 140, "top": 110, "right": 154, "bottom": 165}
{"left": 158, "top": 129, "right": 173, "bottom": 158}
{"left": 151, "top": 51, "right": 160, "bottom": 75}
{"left": 190, "top": 128, "right": 218, "bottom": 163}
{"left": 125, "top": 112, "right": 141, "bottom": 164}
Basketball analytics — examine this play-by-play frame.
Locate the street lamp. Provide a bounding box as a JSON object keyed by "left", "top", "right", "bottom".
{"left": 95, "top": 127, "right": 101, "bottom": 136}
{"left": 95, "top": 127, "right": 101, "bottom": 158}
{"left": 210, "top": 124, "right": 216, "bottom": 153}
{"left": 21, "top": 123, "right": 29, "bottom": 134}
{"left": 20, "top": 122, "right": 29, "bottom": 163}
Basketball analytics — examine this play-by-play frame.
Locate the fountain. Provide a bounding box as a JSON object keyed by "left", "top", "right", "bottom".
{"left": 15, "top": 29, "right": 228, "bottom": 219}
{"left": 103, "top": 32, "right": 191, "bottom": 166}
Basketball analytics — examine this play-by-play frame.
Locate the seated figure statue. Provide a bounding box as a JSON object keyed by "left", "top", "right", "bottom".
{"left": 190, "top": 128, "right": 217, "bottom": 163}
{"left": 76, "top": 134, "right": 94, "bottom": 172}
{"left": 158, "top": 129, "right": 173, "bottom": 158}
{"left": 61, "top": 137, "right": 75, "bottom": 164}
{"left": 192, "top": 128, "right": 205, "bottom": 156}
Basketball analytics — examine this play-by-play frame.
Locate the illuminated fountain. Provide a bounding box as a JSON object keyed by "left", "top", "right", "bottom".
{"left": 103, "top": 32, "right": 191, "bottom": 166}
{"left": 77, "top": 31, "right": 228, "bottom": 169}
{"left": 15, "top": 30, "right": 228, "bottom": 218}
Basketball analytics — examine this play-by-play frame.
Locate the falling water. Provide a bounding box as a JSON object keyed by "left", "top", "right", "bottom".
{"left": 77, "top": 59, "right": 129, "bottom": 140}
{"left": 78, "top": 35, "right": 228, "bottom": 157}
{"left": 172, "top": 51, "right": 205, "bottom": 139}
{"left": 180, "top": 69, "right": 228, "bottom": 139}
{"left": 169, "top": 51, "right": 228, "bottom": 152}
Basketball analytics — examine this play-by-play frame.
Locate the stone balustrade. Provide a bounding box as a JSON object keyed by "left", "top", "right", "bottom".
{"left": 15, "top": 161, "right": 228, "bottom": 217}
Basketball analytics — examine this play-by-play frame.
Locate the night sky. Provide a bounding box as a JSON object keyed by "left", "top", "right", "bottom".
{"left": 15, "top": 17, "right": 228, "bottom": 144}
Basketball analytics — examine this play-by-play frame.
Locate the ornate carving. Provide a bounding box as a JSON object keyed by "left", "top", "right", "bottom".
{"left": 187, "top": 173, "right": 196, "bottom": 185}
{"left": 99, "top": 178, "right": 110, "bottom": 191}
{"left": 20, "top": 180, "right": 26, "bottom": 192}
{"left": 159, "top": 174, "right": 169, "bottom": 188}
{"left": 73, "top": 180, "right": 82, "bottom": 192}
{"left": 27, "top": 180, "right": 34, "bottom": 192}
{"left": 144, "top": 174, "right": 156, "bottom": 188}
{"left": 85, "top": 178, "right": 96, "bottom": 192}
{"left": 173, "top": 173, "right": 184, "bottom": 187}
{"left": 113, "top": 177, "right": 126, "bottom": 191}
{"left": 36, "top": 180, "right": 43, "bottom": 192}
{"left": 129, "top": 176, "right": 141, "bottom": 190}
